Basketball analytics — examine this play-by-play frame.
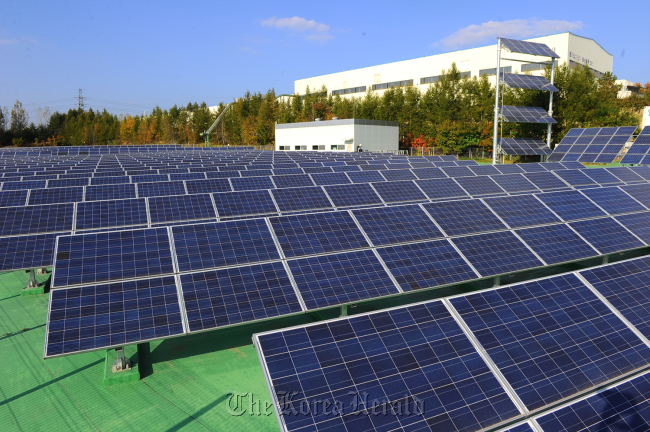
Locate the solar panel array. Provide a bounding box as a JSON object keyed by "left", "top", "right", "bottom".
{"left": 499, "top": 138, "right": 552, "bottom": 156}
{"left": 501, "top": 73, "right": 558, "bottom": 92}
{"left": 500, "top": 105, "right": 557, "bottom": 124}
{"left": 254, "top": 254, "right": 650, "bottom": 432}
{"left": 549, "top": 126, "right": 637, "bottom": 163}
{"left": 500, "top": 38, "right": 560, "bottom": 58}
{"left": 621, "top": 126, "right": 650, "bottom": 164}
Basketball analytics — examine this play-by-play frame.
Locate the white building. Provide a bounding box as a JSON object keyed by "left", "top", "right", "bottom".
{"left": 275, "top": 119, "right": 399, "bottom": 152}
{"left": 616, "top": 79, "right": 641, "bottom": 98}
{"left": 295, "top": 32, "right": 613, "bottom": 97}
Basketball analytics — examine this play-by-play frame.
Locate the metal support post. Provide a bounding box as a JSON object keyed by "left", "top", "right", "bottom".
{"left": 492, "top": 38, "right": 502, "bottom": 165}
{"left": 340, "top": 305, "right": 348, "bottom": 317}
{"left": 26, "top": 269, "right": 38, "bottom": 289}
{"left": 602, "top": 255, "right": 609, "bottom": 265}
{"left": 547, "top": 59, "right": 556, "bottom": 148}
{"left": 493, "top": 275, "right": 501, "bottom": 287}
{"left": 112, "top": 347, "right": 132, "bottom": 372}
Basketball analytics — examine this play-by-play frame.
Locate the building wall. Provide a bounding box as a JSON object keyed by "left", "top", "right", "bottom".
{"left": 294, "top": 32, "right": 613, "bottom": 97}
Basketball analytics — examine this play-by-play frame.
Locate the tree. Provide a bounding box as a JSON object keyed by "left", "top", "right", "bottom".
{"left": 10, "top": 100, "right": 29, "bottom": 134}
{"left": 0, "top": 106, "right": 8, "bottom": 132}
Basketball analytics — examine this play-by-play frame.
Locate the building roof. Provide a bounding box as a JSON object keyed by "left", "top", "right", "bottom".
{"left": 276, "top": 118, "right": 399, "bottom": 129}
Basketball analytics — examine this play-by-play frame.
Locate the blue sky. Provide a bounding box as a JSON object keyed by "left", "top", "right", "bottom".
{"left": 2, "top": 0, "right": 648, "bottom": 121}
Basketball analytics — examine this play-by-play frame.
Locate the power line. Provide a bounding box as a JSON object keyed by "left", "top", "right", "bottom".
{"left": 78, "top": 89, "right": 84, "bottom": 111}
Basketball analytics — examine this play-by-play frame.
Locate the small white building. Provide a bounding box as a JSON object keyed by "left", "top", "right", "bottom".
{"left": 616, "top": 80, "right": 641, "bottom": 98}
{"left": 275, "top": 119, "right": 399, "bottom": 152}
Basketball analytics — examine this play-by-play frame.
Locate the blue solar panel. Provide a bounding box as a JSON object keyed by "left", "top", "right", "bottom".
{"left": 206, "top": 170, "right": 240, "bottom": 179}
{"left": 380, "top": 169, "right": 417, "bottom": 181}
{"left": 272, "top": 187, "right": 333, "bottom": 212}
{"left": 302, "top": 167, "right": 333, "bottom": 174}
{"left": 85, "top": 184, "right": 137, "bottom": 201}
{"left": 423, "top": 200, "right": 508, "bottom": 236}
{"left": 230, "top": 176, "right": 275, "bottom": 191}
{"left": 535, "top": 190, "right": 607, "bottom": 221}
{"left": 415, "top": 178, "right": 469, "bottom": 200}
{"left": 169, "top": 172, "right": 206, "bottom": 181}
{"left": 28, "top": 186, "right": 84, "bottom": 205}
{"left": 352, "top": 204, "right": 444, "bottom": 246}
{"left": 629, "top": 165, "right": 650, "bottom": 180}
{"left": 607, "top": 167, "right": 644, "bottom": 183}
{"left": 412, "top": 168, "right": 448, "bottom": 179}
{"left": 52, "top": 228, "right": 175, "bottom": 287}
{"left": 45, "top": 276, "right": 184, "bottom": 357}
{"left": 579, "top": 186, "right": 647, "bottom": 215}
{"left": 515, "top": 224, "right": 598, "bottom": 264}
{"left": 615, "top": 212, "right": 650, "bottom": 243}
{"left": 254, "top": 300, "right": 521, "bottom": 432}
{"left": 288, "top": 250, "right": 399, "bottom": 309}
{"left": 619, "top": 184, "right": 650, "bottom": 208}
{"left": 273, "top": 174, "right": 315, "bottom": 188}
{"left": 48, "top": 178, "right": 90, "bottom": 188}
{"left": 371, "top": 180, "right": 428, "bottom": 203}
{"left": 270, "top": 211, "right": 368, "bottom": 258}
{"left": 212, "top": 190, "right": 278, "bottom": 218}
{"left": 0, "top": 233, "right": 60, "bottom": 271}
{"left": 309, "top": 172, "right": 351, "bottom": 186}
{"left": 500, "top": 423, "right": 536, "bottom": 432}
{"left": 185, "top": 178, "right": 232, "bottom": 194}
{"left": 581, "top": 168, "right": 623, "bottom": 185}
{"left": 137, "top": 181, "right": 186, "bottom": 198}
{"left": 148, "top": 194, "right": 216, "bottom": 224}
{"left": 240, "top": 169, "right": 273, "bottom": 177}
{"left": 273, "top": 168, "right": 305, "bottom": 176}
{"left": 0, "top": 189, "right": 28, "bottom": 207}
{"left": 522, "top": 172, "right": 570, "bottom": 191}
{"left": 346, "top": 171, "right": 386, "bottom": 183}
{"left": 75, "top": 198, "right": 148, "bottom": 230}
{"left": 490, "top": 174, "right": 539, "bottom": 193}
{"left": 500, "top": 105, "right": 556, "bottom": 124}
{"left": 450, "top": 273, "right": 650, "bottom": 412}
{"left": 172, "top": 219, "right": 280, "bottom": 272}
{"left": 569, "top": 218, "right": 645, "bottom": 254}
{"left": 132, "top": 174, "right": 168, "bottom": 183}
{"left": 441, "top": 166, "right": 475, "bottom": 178}
{"left": 89, "top": 176, "right": 130, "bottom": 185}
{"left": 484, "top": 195, "right": 561, "bottom": 228}
{"left": 2, "top": 179, "right": 47, "bottom": 190}
{"left": 500, "top": 37, "right": 559, "bottom": 57}
{"left": 553, "top": 169, "right": 598, "bottom": 187}
{"left": 518, "top": 164, "right": 548, "bottom": 173}
{"left": 469, "top": 165, "right": 501, "bottom": 176}
{"left": 454, "top": 176, "right": 506, "bottom": 196}
{"left": 451, "top": 231, "right": 543, "bottom": 277}
{"left": 181, "top": 262, "right": 303, "bottom": 332}
{"left": 0, "top": 203, "right": 74, "bottom": 236}
{"left": 378, "top": 239, "right": 478, "bottom": 291}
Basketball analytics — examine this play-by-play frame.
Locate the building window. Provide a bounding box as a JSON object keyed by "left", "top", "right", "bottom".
{"left": 312, "top": 145, "right": 325, "bottom": 150}
{"left": 294, "top": 145, "right": 307, "bottom": 150}
{"left": 372, "top": 79, "right": 413, "bottom": 90}
{"left": 521, "top": 62, "right": 550, "bottom": 72}
{"left": 569, "top": 61, "right": 604, "bottom": 79}
{"left": 479, "top": 66, "right": 512, "bottom": 76}
{"left": 420, "top": 71, "right": 471, "bottom": 84}
{"left": 278, "top": 146, "right": 288, "bottom": 150}
{"left": 332, "top": 86, "right": 366, "bottom": 96}
{"left": 331, "top": 145, "right": 339, "bottom": 150}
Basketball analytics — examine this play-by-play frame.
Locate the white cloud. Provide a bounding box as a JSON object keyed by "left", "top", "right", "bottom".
{"left": 261, "top": 16, "right": 333, "bottom": 42}
{"left": 435, "top": 19, "right": 583, "bottom": 50}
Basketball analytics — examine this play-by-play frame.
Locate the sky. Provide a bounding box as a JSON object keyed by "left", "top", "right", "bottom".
{"left": 2, "top": 0, "right": 648, "bottom": 121}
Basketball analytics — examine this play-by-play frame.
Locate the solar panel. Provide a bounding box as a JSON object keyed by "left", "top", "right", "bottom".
{"left": 273, "top": 168, "right": 305, "bottom": 176}
{"left": 378, "top": 239, "right": 478, "bottom": 291}
{"left": 172, "top": 219, "right": 280, "bottom": 272}
{"left": 352, "top": 204, "right": 444, "bottom": 246}
{"left": 500, "top": 423, "right": 536, "bottom": 432}
{"left": 85, "top": 184, "right": 137, "bottom": 201}
{"left": 500, "top": 37, "right": 559, "bottom": 57}
{"left": 185, "top": 178, "right": 232, "bottom": 194}
{"left": 230, "top": 176, "right": 275, "bottom": 191}
{"left": 370, "top": 180, "right": 428, "bottom": 203}
{"left": 415, "top": 178, "right": 469, "bottom": 200}
{"left": 494, "top": 165, "right": 525, "bottom": 174}
{"left": 581, "top": 168, "right": 623, "bottom": 185}
{"left": 380, "top": 169, "right": 417, "bottom": 181}
{"left": 89, "top": 176, "right": 130, "bottom": 185}
{"left": 323, "top": 183, "right": 383, "bottom": 207}
{"left": 484, "top": 195, "right": 561, "bottom": 228}
{"left": 48, "top": 178, "right": 90, "bottom": 188}
{"left": 552, "top": 169, "right": 598, "bottom": 187}
{"left": 621, "top": 126, "right": 650, "bottom": 164}
{"left": 615, "top": 212, "right": 650, "bottom": 243}
{"left": 629, "top": 165, "right": 650, "bottom": 179}
{"left": 2, "top": 179, "right": 47, "bottom": 190}
{"left": 180, "top": 262, "right": 303, "bottom": 333}
{"left": 272, "top": 187, "right": 333, "bottom": 212}
{"left": 518, "top": 164, "right": 548, "bottom": 173}
{"left": 451, "top": 231, "right": 543, "bottom": 276}
{"left": 0, "top": 189, "right": 28, "bottom": 207}
{"left": 75, "top": 198, "right": 148, "bottom": 230}
{"left": 454, "top": 176, "right": 506, "bottom": 196}
{"left": 522, "top": 172, "right": 569, "bottom": 191}
{"left": 550, "top": 127, "right": 635, "bottom": 163}
{"left": 309, "top": 172, "right": 351, "bottom": 186}
{"left": 136, "top": 181, "right": 186, "bottom": 198}
{"left": 441, "top": 166, "right": 475, "bottom": 178}
{"left": 346, "top": 171, "right": 386, "bottom": 183}
{"left": 206, "top": 170, "right": 240, "bottom": 179}
{"left": 515, "top": 224, "right": 598, "bottom": 264}
{"left": 52, "top": 228, "right": 175, "bottom": 287}
{"left": 287, "top": 250, "right": 399, "bottom": 309}
{"left": 535, "top": 371, "right": 650, "bottom": 431}
{"left": 273, "top": 174, "right": 315, "bottom": 188}
{"left": 449, "top": 273, "right": 650, "bottom": 412}
{"left": 170, "top": 172, "right": 206, "bottom": 181}
{"left": 607, "top": 167, "right": 645, "bottom": 183}
{"left": 579, "top": 187, "right": 647, "bottom": 215}
{"left": 148, "top": 194, "right": 216, "bottom": 224}
{"left": 490, "top": 174, "right": 539, "bottom": 193}
{"left": 302, "top": 167, "right": 333, "bottom": 174}
{"left": 132, "top": 174, "right": 168, "bottom": 183}
{"left": 501, "top": 73, "right": 558, "bottom": 91}
{"left": 469, "top": 165, "right": 500, "bottom": 176}
{"left": 270, "top": 211, "right": 369, "bottom": 258}
{"left": 0, "top": 233, "right": 60, "bottom": 271}
{"left": 500, "top": 105, "right": 556, "bottom": 123}
{"left": 535, "top": 190, "right": 607, "bottom": 220}
{"left": 569, "top": 218, "right": 645, "bottom": 254}
{"left": 240, "top": 169, "right": 273, "bottom": 177}
{"left": 44, "top": 276, "right": 185, "bottom": 357}
{"left": 0, "top": 203, "right": 74, "bottom": 236}
{"left": 28, "top": 186, "right": 84, "bottom": 205}
{"left": 423, "top": 200, "right": 508, "bottom": 236}
{"left": 254, "top": 300, "right": 521, "bottom": 432}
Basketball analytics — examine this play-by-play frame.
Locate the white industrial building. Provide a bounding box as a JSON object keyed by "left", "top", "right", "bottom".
{"left": 295, "top": 32, "right": 613, "bottom": 97}
{"left": 275, "top": 119, "right": 399, "bottom": 152}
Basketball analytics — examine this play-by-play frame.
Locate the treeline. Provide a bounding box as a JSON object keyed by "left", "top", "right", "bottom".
{"left": 0, "top": 62, "right": 647, "bottom": 153}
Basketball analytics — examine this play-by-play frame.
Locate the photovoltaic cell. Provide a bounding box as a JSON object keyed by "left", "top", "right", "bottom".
{"left": 136, "top": 181, "right": 186, "bottom": 198}
{"left": 579, "top": 187, "right": 647, "bottom": 215}
{"left": 0, "top": 189, "right": 28, "bottom": 207}
{"left": 535, "top": 190, "right": 607, "bottom": 221}
{"left": 230, "top": 176, "right": 275, "bottom": 191}
{"left": 148, "top": 194, "right": 216, "bottom": 224}
{"left": 75, "top": 198, "right": 148, "bottom": 230}
{"left": 450, "top": 273, "right": 650, "bottom": 412}
{"left": 423, "top": 199, "right": 508, "bottom": 236}
{"left": 181, "top": 262, "right": 303, "bottom": 333}
{"left": 484, "top": 195, "right": 561, "bottom": 228}
{"left": 45, "top": 276, "right": 184, "bottom": 357}
{"left": 352, "top": 204, "right": 444, "bottom": 246}
{"left": 415, "top": 178, "right": 469, "bottom": 200}
{"left": 515, "top": 224, "right": 598, "bottom": 264}
{"left": 570, "top": 218, "right": 645, "bottom": 254}
{"left": 451, "top": 231, "right": 543, "bottom": 277}
{"left": 454, "top": 176, "right": 506, "bottom": 196}
{"left": 272, "top": 187, "right": 333, "bottom": 212}
{"left": 0, "top": 233, "right": 59, "bottom": 271}
{"left": 85, "top": 184, "right": 137, "bottom": 201}
{"left": 0, "top": 203, "right": 74, "bottom": 236}
{"left": 52, "top": 228, "right": 175, "bottom": 287}
{"left": 371, "top": 180, "right": 428, "bottom": 203}
{"left": 172, "top": 219, "right": 280, "bottom": 272}
{"left": 212, "top": 190, "right": 277, "bottom": 218}
{"left": 288, "top": 250, "right": 399, "bottom": 309}
{"left": 185, "top": 178, "right": 232, "bottom": 194}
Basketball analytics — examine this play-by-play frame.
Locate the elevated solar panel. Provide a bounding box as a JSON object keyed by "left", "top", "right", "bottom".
{"left": 352, "top": 204, "right": 444, "bottom": 246}
{"left": 172, "top": 219, "right": 280, "bottom": 272}
{"left": 551, "top": 127, "right": 635, "bottom": 163}
{"left": 85, "top": 183, "right": 137, "bottom": 201}
{"left": 0, "top": 233, "right": 60, "bottom": 271}
{"left": 515, "top": 224, "right": 599, "bottom": 264}
{"left": 180, "top": 262, "right": 303, "bottom": 333}
{"left": 377, "top": 239, "right": 478, "bottom": 291}
{"left": 254, "top": 300, "right": 521, "bottom": 432}
{"left": 500, "top": 105, "right": 556, "bottom": 124}
{"left": 346, "top": 170, "right": 386, "bottom": 183}
{"left": 0, "top": 189, "right": 28, "bottom": 207}
{"left": 579, "top": 186, "right": 647, "bottom": 215}
{"left": 535, "top": 190, "right": 607, "bottom": 220}
{"left": 272, "top": 187, "right": 333, "bottom": 212}
{"left": 44, "top": 276, "right": 184, "bottom": 357}
{"left": 0, "top": 203, "right": 74, "bottom": 236}
{"left": 309, "top": 172, "right": 351, "bottom": 186}
{"left": 423, "top": 199, "right": 508, "bottom": 236}
{"left": 148, "top": 194, "right": 216, "bottom": 224}
{"left": 451, "top": 231, "right": 543, "bottom": 276}
{"left": 28, "top": 186, "right": 84, "bottom": 205}
{"left": 185, "top": 178, "right": 232, "bottom": 194}
{"left": 500, "top": 37, "right": 559, "bottom": 57}
{"left": 370, "top": 180, "right": 427, "bottom": 203}
{"left": 484, "top": 195, "right": 561, "bottom": 228}
{"left": 52, "top": 228, "right": 175, "bottom": 287}
{"left": 616, "top": 212, "right": 650, "bottom": 243}
{"left": 415, "top": 178, "right": 469, "bottom": 200}
{"left": 212, "top": 190, "right": 277, "bottom": 218}
{"left": 380, "top": 169, "right": 417, "bottom": 181}
{"left": 569, "top": 217, "right": 645, "bottom": 254}
{"left": 621, "top": 126, "right": 650, "bottom": 164}
{"left": 75, "top": 198, "right": 148, "bottom": 230}
{"left": 449, "top": 273, "right": 650, "bottom": 412}
{"left": 490, "top": 174, "right": 539, "bottom": 193}
{"left": 230, "top": 176, "right": 275, "bottom": 191}
{"left": 501, "top": 73, "right": 558, "bottom": 91}
{"left": 453, "top": 176, "right": 506, "bottom": 196}
{"left": 136, "top": 181, "right": 186, "bottom": 198}
{"left": 323, "top": 183, "right": 383, "bottom": 207}
{"left": 273, "top": 174, "right": 314, "bottom": 188}
{"left": 287, "top": 249, "right": 399, "bottom": 309}
{"left": 523, "top": 172, "right": 569, "bottom": 191}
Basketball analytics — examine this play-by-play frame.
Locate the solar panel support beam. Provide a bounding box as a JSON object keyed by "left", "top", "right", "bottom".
{"left": 26, "top": 269, "right": 38, "bottom": 289}
{"left": 340, "top": 305, "right": 348, "bottom": 317}
{"left": 547, "top": 59, "right": 556, "bottom": 149}
{"left": 602, "top": 254, "right": 608, "bottom": 265}
{"left": 492, "top": 38, "right": 502, "bottom": 165}
{"left": 493, "top": 275, "right": 500, "bottom": 287}
{"left": 111, "top": 347, "right": 132, "bottom": 372}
